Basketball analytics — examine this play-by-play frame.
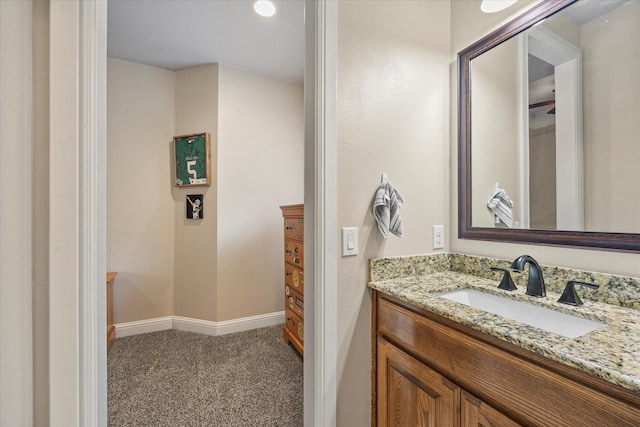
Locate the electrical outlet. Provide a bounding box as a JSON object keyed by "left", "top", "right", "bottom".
{"left": 433, "top": 225, "right": 444, "bottom": 249}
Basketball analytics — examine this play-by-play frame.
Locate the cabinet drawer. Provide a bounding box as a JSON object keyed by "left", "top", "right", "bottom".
{"left": 285, "top": 287, "right": 304, "bottom": 318}
{"left": 285, "top": 309, "right": 304, "bottom": 343}
{"left": 284, "top": 218, "right": 304, "bottom": 241}
{"left": 285, "top": 264, "right": 304, "bottom": 294}
{"left": 285, "top": 239, "right": 304, "bottom": 268}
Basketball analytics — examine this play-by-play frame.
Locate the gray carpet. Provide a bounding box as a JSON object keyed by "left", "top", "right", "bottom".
{"left": 108, "top": 325, "right": 303, "bottom": 426}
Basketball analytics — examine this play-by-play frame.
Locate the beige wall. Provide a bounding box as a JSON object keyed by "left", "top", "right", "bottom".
{"left": 108, "top": 61, "right": 302, "bottom": 323}
{"left": 32, "top": 0, "right": 50, "bottom": 423}
{"left": 1, "top": 1, "right": 34, "bottom": 424}
{"left": 173, "top": 64, "right": 219, "bottom": 321}
{"left": 529, "top": 126, "right": 556, "bottom": 229}
{"left": 581, "top": 1, "right": 640, "bottom": 233}
{"left": 108, "top": 58, "right": 176, "bottom": 322}
{"left": 471, "top": 39, "right": 521, "bottom": 227}
{"left": 450, "top": 0, "right": 640, "bottom": 276}
{"left": 217, "top": 65, "right": 304, "bottom": 321}
{"left": 336, "top": 1, "right": 451, "bottom": 424}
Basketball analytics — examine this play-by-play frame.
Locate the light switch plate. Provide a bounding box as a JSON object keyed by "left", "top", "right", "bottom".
{"left": 342, "top": 227, "right": 358, "bottom": 256}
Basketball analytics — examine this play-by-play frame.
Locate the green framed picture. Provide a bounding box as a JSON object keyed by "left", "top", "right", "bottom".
{"left": 173, "top": 132, "right": 211, "bottom": 187}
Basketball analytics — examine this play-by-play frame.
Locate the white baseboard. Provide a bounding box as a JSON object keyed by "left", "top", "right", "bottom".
{"left": 114, "top": 311, "right": 285, "bottom": 339}
{"left": 115, "top": 316, "right": 173, "bottom": 338}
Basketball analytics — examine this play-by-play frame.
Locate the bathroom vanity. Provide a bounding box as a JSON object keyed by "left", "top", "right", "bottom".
{"left": 370, "top": 0, "right": 640, "bottom": 423}
{"left": 369, "top": 254, "right": 640, "bottom": 426}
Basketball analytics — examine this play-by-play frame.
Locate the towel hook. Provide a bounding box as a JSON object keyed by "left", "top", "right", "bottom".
{"left": 381, "top": 173, "right": 388, "bottom": 183}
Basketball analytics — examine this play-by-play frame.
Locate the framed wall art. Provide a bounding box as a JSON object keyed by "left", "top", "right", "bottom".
{"left": 186, "top": 194, "right": 203, "bottom": 219}
{"left": 173, "top": 132, "right": 211, "bottom": 187}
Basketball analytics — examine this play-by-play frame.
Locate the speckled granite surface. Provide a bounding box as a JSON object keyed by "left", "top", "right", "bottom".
{"left": 370, "top": 253, "right": 640, "bottom": 308}
{"left": 368, "top": 253, "right": 640, "bottom": 393}
{"left": 369, "top": 253, "right": 451, "bottom": 281}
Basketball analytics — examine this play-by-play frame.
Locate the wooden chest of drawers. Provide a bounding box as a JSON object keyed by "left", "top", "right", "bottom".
{"left": 107, "top": 272, "right": 117, "bottom": 351}
{"left": 280, "top": 204, "right": 304, "bottom": 356}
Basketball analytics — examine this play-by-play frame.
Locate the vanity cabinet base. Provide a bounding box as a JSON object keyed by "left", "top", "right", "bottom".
{"left": 461, "top": 391, "right": 522, "bottom": 427}
{"left": 372, "top": 291, "right": 640, "bottom": 426}
{"left": 377, "top": 336, "right": 460, "bottom": 426}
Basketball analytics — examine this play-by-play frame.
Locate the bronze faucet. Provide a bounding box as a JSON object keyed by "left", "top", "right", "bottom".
{"left": 510, "top": 255, "right": 546, "bottom": 297}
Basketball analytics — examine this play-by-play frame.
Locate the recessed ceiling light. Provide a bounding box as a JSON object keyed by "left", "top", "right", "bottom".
{"left": 254, "top": 0, "right": 276, "bottom": 17}
{"left": 480, "top": 0, "right": 518, "bottom": 14}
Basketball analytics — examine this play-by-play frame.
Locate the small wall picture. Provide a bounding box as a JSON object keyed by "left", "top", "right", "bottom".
{"left": 186, "top": 194, "right": 203, "bottom": 219}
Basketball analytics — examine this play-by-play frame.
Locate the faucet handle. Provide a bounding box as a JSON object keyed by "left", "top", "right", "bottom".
{"left": 490, "top": 267, "right": 517, "bottom": 291}
{"left": 558, "top": 281, "right": 599, "bottom": 306}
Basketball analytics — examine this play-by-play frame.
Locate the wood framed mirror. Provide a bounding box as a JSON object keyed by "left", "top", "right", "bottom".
{"left": 458, "top": 0, "right": 640, "bottom": 252}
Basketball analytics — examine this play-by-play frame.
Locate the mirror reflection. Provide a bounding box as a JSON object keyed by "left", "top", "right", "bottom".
{"left": 471, "top": 0, "right": 640, "bottom": 233}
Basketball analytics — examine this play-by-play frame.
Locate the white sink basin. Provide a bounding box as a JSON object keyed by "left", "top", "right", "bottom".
{"left": 438, "top": 289, "right": 604, "bottom": 339}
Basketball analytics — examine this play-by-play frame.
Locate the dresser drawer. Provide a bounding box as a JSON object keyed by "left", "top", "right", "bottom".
{"left": 284, "top": 218, "right": 304, "bottom": 241}
{"left": 285, "top": 239, "right": 304, "bottom": 268}
{"left": 285, "top": 264, "right": 304, "bottom": 294}
{"left": 285, "top": 309, "right": 304, "bottom": 343}
{"left": 285, "top": 287, "right": 304, "bottom": 318}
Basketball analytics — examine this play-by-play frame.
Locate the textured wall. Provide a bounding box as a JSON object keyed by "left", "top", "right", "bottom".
{"left": 581, "top": 1, "right": 640, "bottom": 233}
{"left": 173, "top": 64, "right": 219, "bottom": 321}
{"left": 108, "top": 61, "right": 303, "bottom": 323}
{"left": 0, "top": 1, "right": 34, "bottom": 424}
{"left": 217, "top": 65, "right": 304, "bottom": 321}
{"left": 470, "top": 41, "right": 521, "bottom": 227}
{"left": 32, "top": 0, "right": 50, "bottom": 423}
{"left": 108, "top": 58, "right": 177, "bottom": 323}
{"left": 336, "top": 1, "right": 451, "bottom": 424}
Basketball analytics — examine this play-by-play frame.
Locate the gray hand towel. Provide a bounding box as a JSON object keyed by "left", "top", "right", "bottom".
{"left": 373, "top": 174, "right": 404, "bottom": 238}
{"left": 487, "top": 188, "right": 514, "bottom": 228}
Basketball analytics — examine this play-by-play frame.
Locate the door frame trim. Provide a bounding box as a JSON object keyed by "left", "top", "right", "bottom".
{"left": 53, "top": 0, "right": 338, "bottom": 425}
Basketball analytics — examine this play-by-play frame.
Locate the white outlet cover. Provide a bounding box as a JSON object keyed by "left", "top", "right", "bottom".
{"left": 433, "top": 225, "right": 444, "bottom": 249}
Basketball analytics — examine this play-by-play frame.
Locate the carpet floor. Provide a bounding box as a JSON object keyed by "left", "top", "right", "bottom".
{"left": 108, "top": 325, "right": 303, "bottom": 426}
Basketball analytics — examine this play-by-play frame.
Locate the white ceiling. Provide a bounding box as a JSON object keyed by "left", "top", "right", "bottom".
{"left": 107, "top": 0, "right": 305, "bottom": 82}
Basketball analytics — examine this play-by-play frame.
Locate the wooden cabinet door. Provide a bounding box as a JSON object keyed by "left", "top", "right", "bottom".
{"left": 461, "top": 391, "right": 522, "bottom": 427}
{"left": 377, "top": 338, "right": 459, "bottom": 427}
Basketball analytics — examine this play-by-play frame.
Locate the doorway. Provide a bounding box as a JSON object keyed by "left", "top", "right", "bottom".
{"left": 50, "top": 0, "right": 337, "bottom": 425}
{"left": 521, "top": 26, "right": 584, "bottom": 231}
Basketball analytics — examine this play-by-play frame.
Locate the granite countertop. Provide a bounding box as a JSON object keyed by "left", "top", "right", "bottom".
{"left": 368, "top": 253, "right": 640, "bottom": 394}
